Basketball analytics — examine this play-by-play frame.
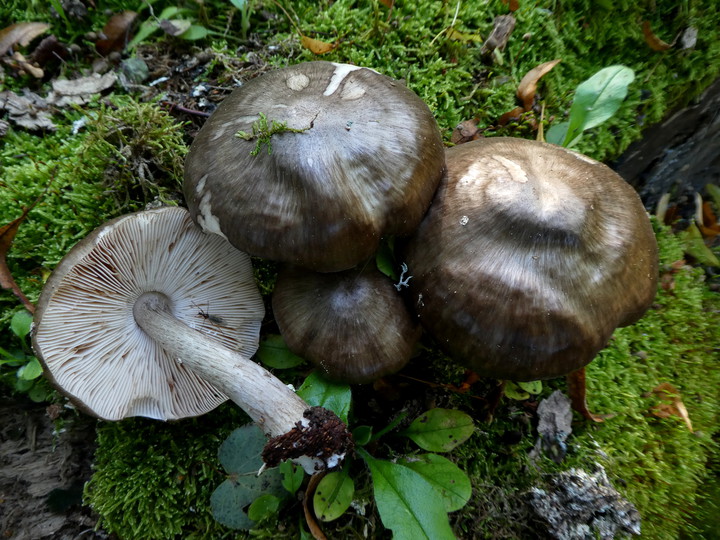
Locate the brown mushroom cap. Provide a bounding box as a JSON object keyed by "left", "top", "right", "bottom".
{"left": 272, "top": 264, "right": 421, "bottom": 384}
{"left": 184, "top": 61, "right": 445, "bottom": 272}
{"left": 403, "top": 138, "right": 659, "bottom": 381}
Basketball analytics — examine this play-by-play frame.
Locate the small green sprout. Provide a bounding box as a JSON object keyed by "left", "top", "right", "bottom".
{"left": 235, "top": 113, "right": 312, "bottom": 156}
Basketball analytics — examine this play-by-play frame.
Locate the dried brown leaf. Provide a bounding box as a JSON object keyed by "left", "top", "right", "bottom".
{"left": 648, "top": 383, "right": 693, "bottom": 431}
{"left": 517, "top": 58, "right": 561, "bottom": 111}
{"left": 96, "top": 11, "right": 137, "bottom": 55}
{"left": 303, "top": 473, "right": 328, "bottom": 540}
{"left": 0, "top": 22, "right": 50, "bottom": 57}
{"left": 379, "top": 0, "right": 395, "bottom": 7}
{"left": 642, "top": 20, "right": 672, "bottom": 51}
{"left": 451, "top": 119, "right": 481, "bottom": 144}
{"left": 301, "top": 35, "right": 338, "bottom": 55}
{"left": 501, "top": 0, "right": 520, "bottom": 11}
{"left": 1, "top": 204, "right": 43, "bottom": 314}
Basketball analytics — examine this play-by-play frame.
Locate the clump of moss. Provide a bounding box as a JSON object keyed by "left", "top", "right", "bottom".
{"left": 84, "top": 405, "right": 247, "bottom": 540}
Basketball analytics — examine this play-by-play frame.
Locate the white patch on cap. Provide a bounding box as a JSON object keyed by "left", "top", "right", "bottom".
{"left": 323, "top": 63, "right": 365, "bottom": 96}
{"left": 494, "top": 155, "right": 529, "bottom": 183}
{"left": 286, "top": 73, "right": 310, "bottom": 91}
{"left": 194, "top": 175, "right": 227, "bottom": 239}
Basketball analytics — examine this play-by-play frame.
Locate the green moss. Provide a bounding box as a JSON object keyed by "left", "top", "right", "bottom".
{"left": 84, "top": 405, "right": 247, "bottom": 540}
{"left": 0, "top": 98, "right": 186, "bottom": 392}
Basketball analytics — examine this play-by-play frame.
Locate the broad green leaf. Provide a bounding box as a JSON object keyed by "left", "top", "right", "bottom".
{"left": 313, "top": 469, "right": 355, "bottom": 522}
{"left": 247, "top": 493, "right": 281, "bottom": 522}
{"left": 517, "top": 380, "right": 542, "bottom": 394}
{"left": 504, "top": 381, "right": 529, "bottom": 400}
{"left": 402, "top": 409, "right": 474, "bottom": 452}
{"left": 179, "top": 24, "right": 210, "bottom": 40}
{"left": 398, "top": 454, "right": 471, "bottom": 512}
{"left": 230, "top": 0, "right": 247, "bottom": 9}
{"left": 360, "top": 450, "right": 455, "bottom": 540}
{"left": 352, "top": 425, "right": 373, "bottom": 446}
{"left": 17, "top": 357, "right": 43, "bottom": 380}
{"left": 279, "top": 461, "right": 304, "bottom": 494}
{"left": 562, "top": 65, "right": 635, "bottom": 147}
{"left": 545, "top": 120, "right": 569, "bottom": 146}
{"left": 297, "top": 371, "right": 351, "bottom": 424}
{"left": 257, "top": 335, "right": 305, "bottom": 369}
{"left": 211, "top": 425, "right": 285, "bottom": 529}
{"left": 10, "top": 310, "right": 33, "bottom": 339}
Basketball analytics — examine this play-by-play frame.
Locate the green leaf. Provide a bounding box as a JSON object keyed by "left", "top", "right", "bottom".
{"left": 297, "top": 371, "right": 351, "bottom": 424}
{"left": 561, "top": 65, "right": 635, "bottom": 147}
{"left": 398, "top": 454, "right": 471, "bottom": 512}
{"left": 211, "top": 425, "right": 285, "bottom": 530}
{"left": 360, "top": 449, "right": 456, "bottom": 540}
{"left": 279, "top": 461, "right": 305, "bottom": 494}
{"left": 681, "top": 223, "right": 720, "bottom": 266}
{"left": 247, "top": 494, "right": 281, "bottom": 522}
{"left": 503, "top": 381, "right": 529, "bottom": 400}
{"left": 352, "top": 425, "right": 373, "bottom": 446}
{"left": 257, "top": 335, "right": 305, "bottom": 369}
{"left": 375, "top": 238, "right": 397, "bottom": 280}
{"left": 517, "top": 380, "right": 542, "bottom": 394}
{"left": 10, "top": 310, "right": 33, "bottom": 340}
{"left": 230, "top": 0, "right": 248, "bottom": 9}
{"left": 17, "top": 357, "right": 43, "bottom": 380}
{"left": 545, "top": 121, "right": 569, "bottom": 146}
{"left": 179, "top": 24, "right": 210, "bottom": 40}
{"left": 402, "top": 409, "right": 474, "bottom": 452}
{"left": 313, "top": 469, "right": 355, "bottom": 522}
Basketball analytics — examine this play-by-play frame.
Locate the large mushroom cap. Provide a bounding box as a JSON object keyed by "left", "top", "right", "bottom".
{"left": 184, "top": 61, "right": 445, "bottom": 272}
{"left": 404, "top": 138, "right": 659, "bottom": 381}
{"left": 32, "top": 206, "right": 265, "bottom": 421}
{"left": 272, "top": 264, "right": 420, "bottom": 384}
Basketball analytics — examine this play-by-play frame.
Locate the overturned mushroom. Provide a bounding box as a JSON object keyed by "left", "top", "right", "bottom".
{"left": 32, "top": 206, "right": 351, "bottom": 472}
{"left": 184, "top": 61, "right": 445, "bottom": 272}
{"left": 272, "top": 264, "right": 420, "bottom": 384}
{"left": 404, "top": 138, "right": 658, "bottom": 382}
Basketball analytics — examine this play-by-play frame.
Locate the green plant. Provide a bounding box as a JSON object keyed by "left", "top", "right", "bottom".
{"left": 0, "top": 310, "right": 51, "bottom": 401}
{"left": 211, "top": 364, "right": 474, "bottom": 537}
{"left": 235, "top": 113, "right": 313, "bottom": 156}
{"left": 546, "top": 65, "right": 635, "bottom": 148}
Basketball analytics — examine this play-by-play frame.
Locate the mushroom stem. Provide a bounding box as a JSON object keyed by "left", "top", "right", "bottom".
{"left": 133, "top": 291, "right": 308, "bottom": 437}
{"left": 133, "top": 292, "right": 353, "bottom": 473}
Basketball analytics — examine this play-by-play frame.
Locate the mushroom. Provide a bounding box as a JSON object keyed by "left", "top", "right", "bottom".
{"left": 32, "top": 206, "right": 351, "bottom": 472}
{"left": 272, "top": 264, "right": 421, "bottom": 384}
{"left": 403, "top": 137, "right": 659, "bottom": 382}
{"left": 183, "top": 61, "right": 446, "bottom": 272}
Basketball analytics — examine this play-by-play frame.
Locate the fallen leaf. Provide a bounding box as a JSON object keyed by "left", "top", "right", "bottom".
{"left": 303, "top": 473, "right": 329, "bottom": 540}
{"left": 52, "top": 72, "right": 118, "bottom": 96}
{"left": 450, "top": 119, "right": 481, "bottom": 144}
{"left": 301, "top": 35, "right": 338, "bottom": 55}
{"left": 481, "top": 14, "right": 515, "bottom": 57}
{"left": 31, "top": 35, "right": 69, "bottom": 68}
{"left": 642, "top": 20, "right": 672, "bottom": 51}
{"left": 647, "top": 382, "right": 693, "bottom": 431}
{"left": 699, "top": 201, "right": 720, "bottom": 237}
{"left": 1, "top": 200, "right": 47, "bottom": 314}
{"left": 159, "top": 18, "right": 191, "bottom": 37}
{"left": 96, "top": 11, "right": 138, "bottom": 54}
{"left": 379, "top": 0, "right": 395, "bottom": 7}
{"left": 496, "top": 105, "right": 525, "bottom": 127}
{"left": 0, "top": 90, "right": 56, "bottom": 131}
{"left": 501, "top": 0, "right": 520, "bottom": 11}
{"left": 0, "top": 22, "right": 50, "bottom": 56}
{"left": 517, "top": 58, "right": 562, "bottom": 111}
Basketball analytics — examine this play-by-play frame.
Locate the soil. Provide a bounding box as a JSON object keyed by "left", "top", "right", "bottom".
{"left": 0, "top": 388, "right": 107, "bottom": 539}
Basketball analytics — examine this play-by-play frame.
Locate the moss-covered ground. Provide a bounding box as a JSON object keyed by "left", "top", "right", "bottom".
{"left": 1, "top": 0, "right": 719, "bottom": 538}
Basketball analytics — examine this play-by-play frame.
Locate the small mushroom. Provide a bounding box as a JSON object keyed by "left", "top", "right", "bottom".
{"left": 184, "top": 61, "right": 445, "bottom": 272}
{"left": 272, "top": 264, "right": 420, "bottom": 384}
{"left": 32, "top": 206, "right": 350, "bottom": 472}
{"left": 404, "top": 138, "right": 659, "bottom": 381}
